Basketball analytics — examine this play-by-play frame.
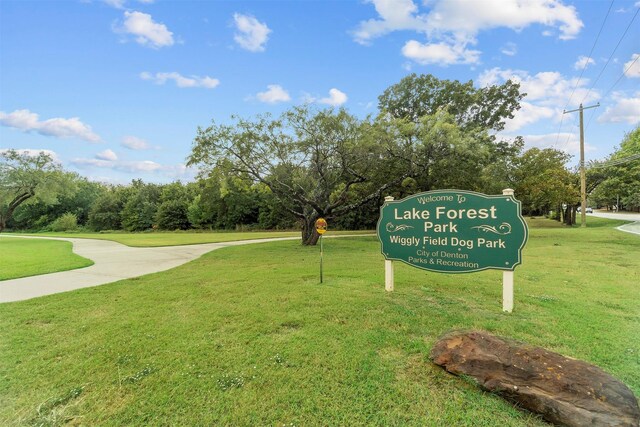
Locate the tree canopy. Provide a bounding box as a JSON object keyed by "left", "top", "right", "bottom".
{"left": 589, "top": 125, "right": 640, "bottom": 211}
{"left": 511, "top": 147, "right": 578, "bottom": 218}
{"left": 188, "top": 106, "right": 408, "bottom": 244}
{"left": 378, "top": 73, "right": 524, "bottom": 132}
{"left": 188, "top": 74, "right": 528, "bottom": 244}
{"left": 0, "top": 150, "right": 70, "bottom": 232}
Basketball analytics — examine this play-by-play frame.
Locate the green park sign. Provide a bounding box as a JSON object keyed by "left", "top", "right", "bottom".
{"left": 377, "top": 190, "right": 528, "bottom": 274}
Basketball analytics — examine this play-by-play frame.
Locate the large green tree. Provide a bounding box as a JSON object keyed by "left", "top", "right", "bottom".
{"left": 155, "top": 182, "right": 192, "bottom": 230}
{"left": 377, "top": 73, "right": 525, "bottom": 194}
{"left": 510, "top": 147, "right": 578, "bottom": 218}
{"left": 0, "top": 149, "right": 71, "bottom": 232}
{"left": 189, "top": 107, "right": 491, "bottom": 244}
{"left": 589, "top": 125, "right": 640, "bottom": 211}
{"left": 88, "top": 187, "right": 127, "bottom": 231}
{"left": 121, "top": 180, "right": 161, "bottom": 231}
{"left": 189, "top": 75, "right": 525, "bottom": 244}
{"left": 378, "top": 73, "right": 524, "bottom": 132}
{"left": 11, "top": 176, "right": 104, "bottom": 230}
{"left": 373, "top": 112, "right": 498, "bottom": 192}
{"left": 189, "top": 107, "right": 410, "bottom": 245}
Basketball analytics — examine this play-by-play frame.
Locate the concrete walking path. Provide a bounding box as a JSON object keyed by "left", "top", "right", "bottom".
{"left": 0, "top": 235, "right": 304, "bottom": 303}
{"left": 588, "top": 211, "right": 640, "bottom": 236}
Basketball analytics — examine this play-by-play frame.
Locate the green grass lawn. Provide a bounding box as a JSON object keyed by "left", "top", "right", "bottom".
{"left": 0, "top": 219, "right": 638, "bottom": 425}
{"left": 19, "top": 230, "right": 372, "bottom": 247}
{"left": 0, "top": 237, "right": 93, "bottom": 281}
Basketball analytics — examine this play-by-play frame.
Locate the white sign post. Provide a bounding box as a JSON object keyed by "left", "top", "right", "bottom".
{"left": 384, "top": 196, "right": 395, "bottom": 292}
{"left": 502, "top": 188, "right": 515, "bottom": 312}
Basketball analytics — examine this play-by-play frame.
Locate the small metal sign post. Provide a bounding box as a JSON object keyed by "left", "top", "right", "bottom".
{"left": 315, "top": 218, "right": 327, "bottom": 283}
{"left": 377, "top": 189, "right": 528, "bottom": 312}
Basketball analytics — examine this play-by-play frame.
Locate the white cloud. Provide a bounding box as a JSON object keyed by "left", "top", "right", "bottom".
{"left": 121, "top": 135, "right": 152, "bottom": 150}
{"left": 38, "top": 118, "right": 101, "bottom": 142}
{"left": 422, "top": 0, "right": 582, "bottom": 40}
{"left": 0, "top": 109, "right": 39, "bottom": 129}
{"left": 0, "top": 148, "right": 60, "bottom": 162}
{"left": 478, "top": 67, "right": 599, "bottom": 108}
{"left": 0, "top": 109, "right": 101, "bottom": 142}
{"left": 523, "top": 133, "right": 589, "bottom": 155}
{"left": 104, "top": 0, "right": 126, "bottom": 8}
{"left": 353, "top": 0, "right": 582, "bottom": 65}
{"left": 72, "top": 158, "right": 162, "bottom": 173}
{"left": 574, "top": 55, "right": 595, "bottom": 70}
{"left": 478, "top": 67, "right": 604, "bottom": 131}
{"left": 140, "top": 71, "right": 220, "bottom": 88}
{"left": 623, "top": 53, "right": 640, "bottom": 78}
{"left": 503, "top": 133, "right": 593, "bottom": 156}
{"left": 353, "top": 0, "right": 426, "bottom": 44}
{"left": 401, "top": 40, "right": 480, "bottom": 65}
{"left": 319, "top": 88, "right": 348, "bottom": 107}
{"left": 256, "top": 85, "right": 291, "bottom": 103}
{"left": 96, "top": 149, "right": 118, "bottom": 161}
{"left": 233, "top": 13, "right": 271, "bottom": 52}
{"left": 503, "top": 102, "right": 555, "bottom": 132}
{"left": 116, "top": 11, "right": 174, "bottom": 49}
{"left": 104, "top": 0, "right": 154, "bottom": 7}
{"left": 500, "top": 42, "right": 517, "bottom": 56}
{"left": 598, "top": 93, "right": 640, "bottom": 124}
{"left": 71, "top": 157, "right": 194, "bottom": 179}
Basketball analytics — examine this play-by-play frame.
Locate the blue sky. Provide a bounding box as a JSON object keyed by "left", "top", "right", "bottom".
{"left": 1, "top": 0, "right": 639, "bottom": 184}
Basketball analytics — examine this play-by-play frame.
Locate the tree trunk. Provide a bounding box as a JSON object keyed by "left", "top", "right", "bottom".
{"left": 563, "top": 205, "right": 575, "bottom": 226}
{"left": 1, "top": 191, "right": 34, "bottom": 233}
{"left": 301, "top": 216, "right": 320, "bottom": 246}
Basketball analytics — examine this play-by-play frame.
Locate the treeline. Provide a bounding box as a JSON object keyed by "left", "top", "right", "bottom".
{"left": 4, "top": 134, "right": 637, "bottom": 234}
{"left": 588, "top": 126, "right": 640, "bottom": 212}
{"left": 8, "top": 177, "right": 297, "bottom": 232}
{"left": 6, "top": 144, "right": 592, "bottom": 233}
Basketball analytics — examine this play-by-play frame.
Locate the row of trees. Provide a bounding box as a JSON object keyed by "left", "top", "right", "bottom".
{"left": 589, "top": 126, "right": 640, "bottom": 211}
{"left": 1, "top": 141, "right": 586, "bottom": 234}
{"left": 1, "top": 171, "right": 300, "bottom": 233}
{"left": 2, "top": 74, "right": 637, "bottom": 242}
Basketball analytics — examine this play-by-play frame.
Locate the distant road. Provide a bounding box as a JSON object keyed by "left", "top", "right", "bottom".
{"left": 588, "top": 211, "right": 640, "bottom": 236}
{"left": 588, "top": 211, "right": 640, "bottom": 221}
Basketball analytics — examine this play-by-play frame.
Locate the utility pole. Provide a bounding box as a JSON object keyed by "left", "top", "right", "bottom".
{"left": 563, "top": 103, "right": 599, "bottom": 227}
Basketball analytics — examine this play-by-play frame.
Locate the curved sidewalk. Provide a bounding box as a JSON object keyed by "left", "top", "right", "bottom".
{"left": 0, "top": 235, "right": 300, "bottom": 303}
{"left": 617, "top": 222, "right": 640, "bottom": 236}
{"left": 588, "top": 211, "right": 640, "bottom": 236}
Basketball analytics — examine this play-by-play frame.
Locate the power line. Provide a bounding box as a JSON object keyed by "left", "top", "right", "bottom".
{"left": 585, "top": 53, "right": 640, "bottom": 131}
{"left": 580, "top": 6, "right": 639, "bottom": 105}
{"left": 565, "top": 0, "right": 615, "bottom": 110}
{"left": 601, "top": 52, "right": 640, "bottom": 99}
{"left": 555, "top": 0, "right": 614, "bottom": 147}
{"left": 589, "top": 153, "right": 640, "bottom": 168}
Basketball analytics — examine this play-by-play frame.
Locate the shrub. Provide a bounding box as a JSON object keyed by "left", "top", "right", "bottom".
{"left": 49, "top": 213, "right": 78, "bottom": 232}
